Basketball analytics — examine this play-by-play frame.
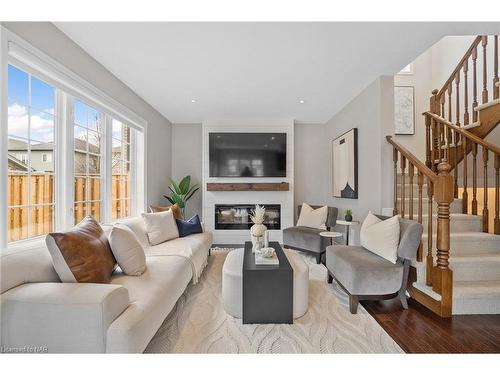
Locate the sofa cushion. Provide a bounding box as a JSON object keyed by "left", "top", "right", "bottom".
{"left": 109, "top": 224, "right": 147, "bottom": 276}
{"left": 145, "top": 231, "right": 212, "bottom": 283}
{"left": 141, "top": 210, "right": 179, "bottom": 245}
{"left": 45, "top": 216, "right": 116, "bottom": 283}
{"left": 326, "top": 245, "right": 403, "bottom": 295}
{"left": 283, "top": 226, "right": 330, "bottom": 254}
{"left": 149, "top": 203, "right": 182, "bottom": 220}
{"left": 107, "top": 255, "right": 192, "bottom": 353}
{"left": 176, "top": 215, "right": 203, "bottom": 237}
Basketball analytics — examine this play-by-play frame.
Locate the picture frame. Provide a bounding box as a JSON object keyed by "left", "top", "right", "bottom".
{"left": 394, "top": 85, "right": 415, "bottom": 135}
{"left": 332, "top": 128, "right": 358, "bottom": 199}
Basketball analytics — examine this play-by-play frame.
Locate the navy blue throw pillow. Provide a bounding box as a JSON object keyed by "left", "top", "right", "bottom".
{"left": 176, "top": 215, "right": 203, "bottom": 237}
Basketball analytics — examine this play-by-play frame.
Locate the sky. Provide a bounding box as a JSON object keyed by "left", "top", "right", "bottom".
{"left": 8, "top": 64, "right": 129, "bottom": 148}
{"left": 8, "top": 64, "right": 55, "bottom": 144}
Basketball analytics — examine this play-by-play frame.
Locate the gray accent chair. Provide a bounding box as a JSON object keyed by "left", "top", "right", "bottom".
{"left": 325, "top": 216, "right": 423, "bottom": 313}
{"left": 283, "top": 205, "right": 338, "bottom": 264}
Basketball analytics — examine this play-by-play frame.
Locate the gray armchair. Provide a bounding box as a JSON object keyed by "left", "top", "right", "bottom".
{"left": 283, "top": 205, "right": 338, "bottom": 264}
{"left": 325, "top": 216, "right": 423, "bottom": 313}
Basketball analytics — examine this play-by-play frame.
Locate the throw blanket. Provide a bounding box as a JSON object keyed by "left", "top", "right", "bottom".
{"left": 143, "top": 232, "right": 211, "bottom": 284}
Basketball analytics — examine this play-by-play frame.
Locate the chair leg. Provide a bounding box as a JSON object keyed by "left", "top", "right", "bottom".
{"left": 327, "top": 273, "right": 333, "bottom": 284}
{"left": 399, "top": 290, "right": 408, "bottom": 309}
{"left": 349, "top": 295, "right": 359, "bottom": 314}
{"left": 316, "top": 253, "right": 321, "bottom": 264}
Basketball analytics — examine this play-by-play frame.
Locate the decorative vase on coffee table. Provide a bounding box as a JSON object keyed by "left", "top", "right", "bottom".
{"left": 251, "top": 224, "right": 267, "bottom": 252}
{"left": 250, "top": 205, "right": 267, "bottom": 252}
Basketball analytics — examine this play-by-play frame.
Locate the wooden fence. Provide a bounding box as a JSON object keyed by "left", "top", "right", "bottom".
{"left": 8, "top": 173, "right": 130, "bottom": 242}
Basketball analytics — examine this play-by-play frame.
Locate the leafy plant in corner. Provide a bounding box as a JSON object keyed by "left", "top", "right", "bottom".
{"left": 344, "top": 209, "right": 353, "bottom": 222}
{"left": 164, "top": 175, "right": 199, "bottom": 219}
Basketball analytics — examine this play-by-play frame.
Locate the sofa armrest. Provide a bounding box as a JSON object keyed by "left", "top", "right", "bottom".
{"left": 1, "top": 282, "right": 129, "bottom": 353}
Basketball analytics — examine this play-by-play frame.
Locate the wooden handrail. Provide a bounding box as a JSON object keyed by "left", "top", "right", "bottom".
{"left": 386, "top": 135, "right": 454, "bottom": 317}
{"left": 424, "top": 112, "right": 500, "bottom": 155}
{"left": 386, "top": 136, "right": 437, "bottom": 182}
{"left": 437, "top": 36, "right": 483, "bottom": 99}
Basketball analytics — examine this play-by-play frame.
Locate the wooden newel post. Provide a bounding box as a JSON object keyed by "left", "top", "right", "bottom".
{"left": 432, "top": 162, "right": 454, "bottom": 317}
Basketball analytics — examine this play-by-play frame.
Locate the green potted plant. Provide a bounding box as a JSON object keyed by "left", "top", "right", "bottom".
{"left": 163, "top": 175, "right": 199, "bottom": 219}
{"left": 344, "top": 209, "right": 353, "bottom": 222}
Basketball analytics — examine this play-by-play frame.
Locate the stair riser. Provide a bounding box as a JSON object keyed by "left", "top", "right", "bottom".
{"left": 421, "top": 235, "right": 500, "bottom": 255}
{"left": 400, "top": 199, "right": 462, "bottom": 215}
{"left": 451, "top": 261, "right": 500, "bottom": 282}
{"left": 420, "top": 216, "right": 483, "bottom": 234}
{"left": 414, "top": 260, "right": 500, "bottom": 285}
{"left": 453, "top": 297, "right": 500, "bottom": 314}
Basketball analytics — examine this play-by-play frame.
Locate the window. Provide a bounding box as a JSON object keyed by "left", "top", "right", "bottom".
{"left": 111, "top": 119, "right": 132, "bottom": 219}
{"left": 398, "top": 63, "right": 413, "bottom": 75}
{"left": 7, "top": 65, "right": 56, "bottom": 241}
{"left": 73, "top": 100, "right": 103, "bottom": 224}
{"left": 2, "top": 34, "right": 146, "bottom": 247}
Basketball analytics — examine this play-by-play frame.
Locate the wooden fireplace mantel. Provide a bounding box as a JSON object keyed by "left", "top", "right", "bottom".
{"left": 206, "top": 182, "right": 290, "bottom": 192}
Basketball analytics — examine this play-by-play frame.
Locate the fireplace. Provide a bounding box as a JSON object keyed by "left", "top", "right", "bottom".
{"left": 214, "top": 204, "right": 281, "bottom": 230}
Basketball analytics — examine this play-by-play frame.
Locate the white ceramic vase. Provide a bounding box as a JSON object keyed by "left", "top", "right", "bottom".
{"left": 250, "top": 223, "right": 267, "bottom": 251}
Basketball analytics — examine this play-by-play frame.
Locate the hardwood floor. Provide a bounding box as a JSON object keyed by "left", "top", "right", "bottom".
{"left": 361, "top": 298, "right": 500, "bottom": 353}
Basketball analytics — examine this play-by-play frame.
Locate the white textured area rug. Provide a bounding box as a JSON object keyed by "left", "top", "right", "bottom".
{"left": 145, "top": 249, "right": 403, "bottom": 353}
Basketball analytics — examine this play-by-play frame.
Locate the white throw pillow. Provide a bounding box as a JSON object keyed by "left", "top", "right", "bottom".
{"left": 296, "top": 203, "right": 328, "bottom": 229}
{"left": 109, "top": 224, "right": 147, "bottom": 276}
{"left": 360, "top": 212, "right": 400, "bottom": 264}
{"left": 141, "top": 210, "right": 179, "bottom": 245}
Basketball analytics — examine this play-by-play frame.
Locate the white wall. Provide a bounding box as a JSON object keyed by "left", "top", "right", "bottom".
{"left": 201, "top": 120, "right": 294, "bottom": 244}
{"left": 1, "top": 22, "right": 173, "bottom": 206}
{"left": 293, "top": 123, "right": 329, "bottom": 220}
{"left": 171, "top": 123, "right": 203, "bottom": 218}
{"left": 394, "top": 47, "right": 432, "bottom": 160}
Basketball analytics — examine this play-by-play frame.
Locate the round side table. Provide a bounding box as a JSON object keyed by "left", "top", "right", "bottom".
{"left": 335, "top": 220, "right": 360, "bottom": 246}
{"left": 319, "top": 231, "right": 343, "bottom": 246}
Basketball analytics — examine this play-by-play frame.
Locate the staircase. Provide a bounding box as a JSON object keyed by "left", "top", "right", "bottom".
{"left": 386, "top": 35, "right": 500, "bottom": 317}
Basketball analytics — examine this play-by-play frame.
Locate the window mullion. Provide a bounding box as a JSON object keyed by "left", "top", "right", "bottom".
{"left": 60, "top": 94, "right": 75, "bottom": 229}
{"left": 130, "top": 129, "right": 137, "bottom": 216}
{"left": 59, "top": 92, "right": 74, "bottom": 230}
{"left": 104, "top": 114, "right": 112, "bottom": 223}
{"left": 0, "top": 28, "right": 8, "bottom": 248}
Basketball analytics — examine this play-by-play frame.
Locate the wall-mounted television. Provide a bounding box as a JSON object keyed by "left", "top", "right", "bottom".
{"left": 209, "top": 132, "right": 287, "bottom": 177}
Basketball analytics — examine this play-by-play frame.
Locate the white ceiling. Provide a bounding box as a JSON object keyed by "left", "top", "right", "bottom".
{"left": 55, "top": 22, "right": 500, "bottom": 124}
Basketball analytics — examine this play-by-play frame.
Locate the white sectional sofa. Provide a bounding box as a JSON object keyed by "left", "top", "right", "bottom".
{"left": 0, "top": 216, "right": 213, "bottom": 353}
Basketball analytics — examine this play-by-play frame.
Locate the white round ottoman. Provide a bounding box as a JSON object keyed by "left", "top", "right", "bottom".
{"left": 221, "top": 248, "right": 309, "bottom": 319}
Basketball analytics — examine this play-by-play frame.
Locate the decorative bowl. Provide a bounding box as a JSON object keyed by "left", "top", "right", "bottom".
{"left": 259, "top": 247, "right": 275, "bottom": 258}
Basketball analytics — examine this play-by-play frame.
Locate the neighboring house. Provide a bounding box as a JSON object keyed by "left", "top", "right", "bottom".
{"left": 7, "top": 138, "right": 100, "bottom": 174}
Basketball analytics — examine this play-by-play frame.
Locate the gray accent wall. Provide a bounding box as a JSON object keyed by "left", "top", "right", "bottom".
{"left": 2, "top": 22, "right": 173, "bottom": 206}
{"left": 324, "top": 76, "right": 395, "bottom": 243}
{"left": 171, "top": 124, "right": 203, "bottom": 218}
{"left": 293, "top": 123, "right": 329, "bottom": 221}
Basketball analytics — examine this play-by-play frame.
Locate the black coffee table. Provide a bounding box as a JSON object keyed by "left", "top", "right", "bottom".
{"left": 242, "top": 241, "right": 293, "bottom": 324}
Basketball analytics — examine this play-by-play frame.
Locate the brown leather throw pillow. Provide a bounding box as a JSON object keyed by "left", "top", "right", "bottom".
{"left": 149, "top": 203, "right": 182, "bottom": 220}
{"left": 45, "top": 216, "right": 117, "bottom": 283}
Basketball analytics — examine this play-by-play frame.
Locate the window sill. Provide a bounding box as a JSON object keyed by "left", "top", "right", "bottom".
{"left": 5, "top": 236, "right": 46, "bottom": 252}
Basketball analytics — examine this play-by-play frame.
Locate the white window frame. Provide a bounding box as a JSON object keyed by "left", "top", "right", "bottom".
{"left": 0, "top": 26, "right": 148, "bottom": 249}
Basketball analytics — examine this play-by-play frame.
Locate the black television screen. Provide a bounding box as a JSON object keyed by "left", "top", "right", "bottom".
{"left": 209, "top": 133, "right": 287, "bottom": 177}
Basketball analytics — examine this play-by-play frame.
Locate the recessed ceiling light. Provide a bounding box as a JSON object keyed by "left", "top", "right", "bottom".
{"left": 191, "top": 99, "right": 197, "bottom": 103}
{"left": 299, "top": 99, "right": 305, "bottom": 104}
